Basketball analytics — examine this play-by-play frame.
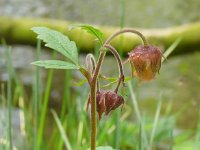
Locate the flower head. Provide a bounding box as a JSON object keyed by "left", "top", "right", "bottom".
{"left": 87, "top": 91, "right": 124, "bottom": 120}
{"left": 128, "top": 45, "right": 162, "bottom": 81}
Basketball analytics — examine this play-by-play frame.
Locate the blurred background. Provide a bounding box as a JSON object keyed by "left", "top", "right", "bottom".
{"left": 1, "top": 0, "right": 200, "bottom": 28}
{"left": 0, "top": 0, "right": 200, "bottom": 150}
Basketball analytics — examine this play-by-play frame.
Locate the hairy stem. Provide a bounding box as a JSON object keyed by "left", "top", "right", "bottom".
{"left": 85, "top": 54, "right": 100, "bottom": 92}
{"left": 104, "top": 44, "right": 124, "bottom": 93}
{"left": 90, "top": 49, "right": 106, "bottom": 150}
{"left": 88, "top": 28, "right": 148, "bottom": 150}
{"left": 105, "top": 28, "right": 148, "bottom": 46}
{"left": 90, "top": 81, "right": 97, "bottom": 150}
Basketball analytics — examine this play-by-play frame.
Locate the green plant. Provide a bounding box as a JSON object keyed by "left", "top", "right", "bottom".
{"left": 31, "top": 25, "right": 163, "bottom": 150}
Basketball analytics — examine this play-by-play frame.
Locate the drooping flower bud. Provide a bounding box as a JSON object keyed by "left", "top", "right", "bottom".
{"left": 87, "top": 91, "right": 124, "bottom": 120}
{"left": 128, "top": 45, "right": 162, "bottom": 81}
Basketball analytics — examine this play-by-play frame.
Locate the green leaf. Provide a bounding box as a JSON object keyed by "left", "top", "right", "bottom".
{"left": 31, "top": 27, "right": 78, "bottom": 65}
{"left": 69, "top": 24, "right": 103, "bottom": 45}
{"left": 31, "top": 60, "right": 79, "bottom": 70}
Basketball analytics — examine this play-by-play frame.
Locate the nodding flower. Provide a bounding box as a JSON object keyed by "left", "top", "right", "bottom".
{"left": 87, "top": 91, "right": 124, "bottom": 120}
{"left": 128, "top": 45, "right": 162, "bottom": 81}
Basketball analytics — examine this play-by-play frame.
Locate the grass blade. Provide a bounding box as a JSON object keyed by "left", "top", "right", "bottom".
{"left": 138, "top": 121, "right": 142, "bottom": 150}
{"left": 194, "top": 106, "right": 200, "bottom": 150}
{"left": 162, "top": 38, "right": 181, "bottom": 62}
{"left": 33, "top": 39, "right": 41, "bottom": 150}
{"left": 37, "top": 62, "right": 54, "bottom": 149}
{"left": 61, "top": 70, "right": 71, "bottom": 120}
{"left": 77, "top": 121, "right": 83, "bottom": 150}
{"left": 6, "top": 46, "right": 13, "bottom": 150}
{"left": 51, "top": 110, "right": 72, "bottom": 150}
{"left": 128, "top": 81, "right": 149, "bottom": 149}
{"left": 149, "top": 93, "right": 163, "bottom": 149}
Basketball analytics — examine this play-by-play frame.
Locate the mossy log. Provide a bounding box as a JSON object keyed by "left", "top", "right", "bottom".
{"left": 1, "top": 16, "right": 200, "bottom": 55}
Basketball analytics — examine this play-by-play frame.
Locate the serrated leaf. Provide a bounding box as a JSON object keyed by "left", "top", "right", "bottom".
{"left": 69, "top": 24, "right": 103, "bottom": 45}
{"left": 31, "top": 27, "right": 78, "bottom": 65}
{"left": 31, "top": 60, "right": 79, "bottom": 70}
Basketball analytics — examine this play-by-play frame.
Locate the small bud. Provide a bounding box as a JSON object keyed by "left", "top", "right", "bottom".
{"left": 128, "top": 45, "right": 162, "bottom": 81}
{"left": 87, "top": 91, "right": 124, "bottom": 120}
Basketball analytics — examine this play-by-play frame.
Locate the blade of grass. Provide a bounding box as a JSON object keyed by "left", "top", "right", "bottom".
{"left": 57, "top": 119, "right": 68, "bottom": 150}
{"left": 149, "top": 93, "right": 163, "bottom": 149}
{"left": 138, "top": 121, "right": 143, "bottom": 150}
{"left": 1, "top": 83, "right": 8, "bottom": 149}
{"left": 77, "top": 88, "right": 90, "bottom": 149}
{"left": 2, "top": 40, "right": 30, "bottom": 149}
{"left": 169, "top": 123, "right": 174, "bottom": 150}
{"left": 2, "top": 40, "right": 25, "bottom": 98}
{"left": 3, "top": 40, "right": 31, "bottom": 150}
{"left": 77, "top": 121, "right": 84, "bottom": 150}
{"left": 51, "top": 110, "right": 72, "bottom": 150}
{"left": 194, "top": 106, "right": 200, "bottom": 150}
{"left": 37, "top": 54, "right": 54, "bottom": 149}
{"left": 115, "top": 110, "right": 121, "bottom": 149}
{"left": 6, "top": 46, "right": 13, "bottom": 150}
{"left": 128, "top": 81, "right": 149, "bottom": 149}
{"left": 61, "top": 70, "right": 71, "bottom": 120}
{"left": 1, "top": 84, "right": 6, "bottom": 107}
{"left": 48, "top": 70, "right": 71, "bottom": 150}
{"left": 162, "top": 38, "right": 181, "bottom": 62}
{"left": 33, "top": 39, "right": 41, "bottom": 150}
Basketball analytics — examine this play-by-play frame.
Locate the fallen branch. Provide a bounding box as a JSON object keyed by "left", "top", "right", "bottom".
{"left": 1, "top": 16, "right": 200, "bottom": 55}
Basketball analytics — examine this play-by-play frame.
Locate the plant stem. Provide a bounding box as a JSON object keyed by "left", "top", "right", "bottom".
{"left": 90, "top": 82, "right": 97, "bottom": 150}
{"left": 90, "top": 50, "right": 106, "bottom": 150}
{"left": 85, "top": 54, "right": 100, "bottom": 92}
{"left": 88, "top": 28, "right": 148, "bottom": 150}
{"left": 105, "top": 28, "right": 148, "bottom": 46}
{"left": 103, "top": 44, "right": 124, "bottom": 93}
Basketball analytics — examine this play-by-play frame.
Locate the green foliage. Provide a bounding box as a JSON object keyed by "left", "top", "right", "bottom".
{"left": 69, "top": 24, "right": 104, "bottom": 45}
{"left": 52, "top": 110, "right": 72, "bottom": 150}
{"left": 87, "top": 146, "right": 116, "bottom": 150}
{"left": 31, "top": 27, "right": 79, "bottom": 65}
{"left": 31, "top": 60, "right": 79, "bottom": 70}
{"left": 162, "top": 38, "right": 182, "bottom": 62}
